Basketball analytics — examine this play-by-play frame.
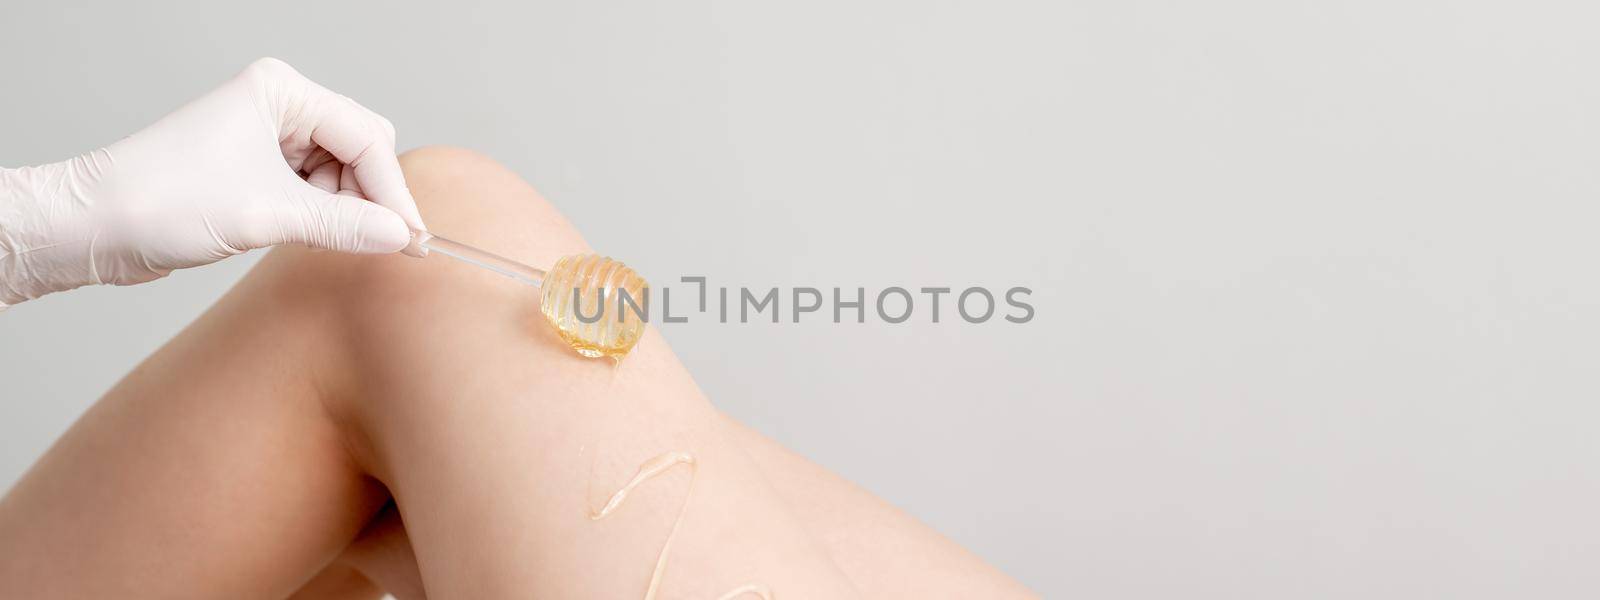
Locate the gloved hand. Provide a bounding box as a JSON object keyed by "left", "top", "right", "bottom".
{"left": 0, "top": 57, "right": 426, "bottom": 310}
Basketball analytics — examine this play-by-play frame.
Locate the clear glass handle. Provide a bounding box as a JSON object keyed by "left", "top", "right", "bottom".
{"left": 414, "top": 230, "right": 546, "bottom": 288}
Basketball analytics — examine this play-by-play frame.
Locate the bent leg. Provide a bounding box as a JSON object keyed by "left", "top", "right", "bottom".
{"left": 296, "top": 146, "right": 860, "bottom": 598}
{"left": 294, "top": 146, "right": 1032, "bottom": 598}
{"left": 2, "top": 143, "right": 1033, "bottom": 599}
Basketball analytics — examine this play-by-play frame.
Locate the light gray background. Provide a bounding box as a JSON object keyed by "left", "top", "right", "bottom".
{"left": 3, "top": 1, "right": 1598, "bottom": 598}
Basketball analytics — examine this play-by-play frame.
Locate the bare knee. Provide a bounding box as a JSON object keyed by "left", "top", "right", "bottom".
{"left": 252, "top": 146, "right": 600, "bottom": 470}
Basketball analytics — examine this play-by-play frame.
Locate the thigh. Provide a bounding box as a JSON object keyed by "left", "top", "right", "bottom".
{"left": 0, "top": 251, "right": 389, "bottom": 598}
{"left": 729, "top": 418, "right": 1037, "bottom": 598}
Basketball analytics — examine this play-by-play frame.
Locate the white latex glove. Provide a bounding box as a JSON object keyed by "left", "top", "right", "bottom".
{"left": 0, "top": 57, "right": 427, "bottom": 310}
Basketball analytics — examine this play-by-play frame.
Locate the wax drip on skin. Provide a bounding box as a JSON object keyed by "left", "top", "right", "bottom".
{"left": 590, "top": 451, "right": 772, "bottom": 600}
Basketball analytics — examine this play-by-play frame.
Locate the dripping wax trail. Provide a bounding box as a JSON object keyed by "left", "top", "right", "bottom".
{"left": 589, "top": 451, "right": 771, "bottom": 600}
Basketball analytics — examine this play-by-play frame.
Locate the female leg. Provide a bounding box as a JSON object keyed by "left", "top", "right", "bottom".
{"left": 1, "top": 145, "right": 1035, "bottom": 599}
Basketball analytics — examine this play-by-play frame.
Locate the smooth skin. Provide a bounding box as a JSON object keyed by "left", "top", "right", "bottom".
{"left": 0, "top": 146, "right": 1037, "bottom": 599}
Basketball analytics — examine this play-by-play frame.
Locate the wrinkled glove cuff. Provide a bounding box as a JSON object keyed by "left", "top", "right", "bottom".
{"left": 0, "top": 159, "right": 103, "bottom": 307}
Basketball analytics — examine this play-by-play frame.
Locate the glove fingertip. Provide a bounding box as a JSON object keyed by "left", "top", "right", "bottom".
{"left": 352, "top": 204, "right": 411, "bottom": 254}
